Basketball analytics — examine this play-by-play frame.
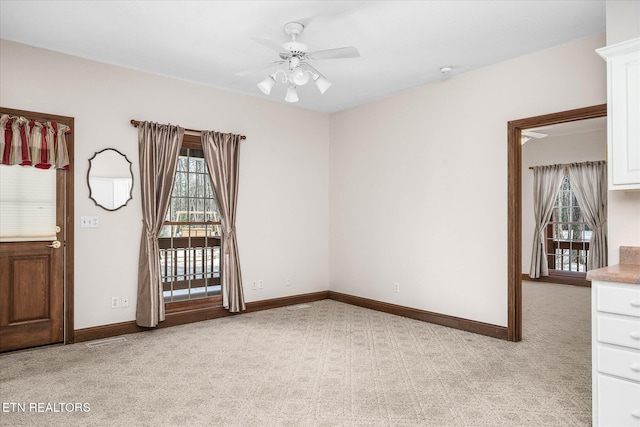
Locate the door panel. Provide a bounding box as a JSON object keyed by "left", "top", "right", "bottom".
{"left": 11, "top": 255, "right": 50, "bottom": 322}
{"left": 0, "top": 166, "right": 64, "bottom": 353}
{"left": 0, "top": 241, "right": 63, "bottom": 351}
{"left": 0, "top": 107, "right": 73, "bottom": 351}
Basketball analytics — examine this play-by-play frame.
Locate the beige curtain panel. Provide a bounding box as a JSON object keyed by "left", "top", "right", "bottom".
{"left": 201, "top": 130, "right": 246, "bottom": 313}
{"left": 529, "top": 164, "right": 565, "bottom": 278}
{"left": 136, "top": 122, "right": 184, "bottom": 327}
{"left": 568, "top": 161, "right": 607, "bottom": 270}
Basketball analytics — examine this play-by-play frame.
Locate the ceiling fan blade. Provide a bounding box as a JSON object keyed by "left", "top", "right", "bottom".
{"left": 527, "top": 125, "right": 554, "bottom": 132}
{"left": 522, "top": 130, "right": 548, "bottom": 139}
{"left": 251, "top": 37, "right": 285, "bottom": 53}
{"left": 308, "top": 46, "right": 360, "bottom": 60}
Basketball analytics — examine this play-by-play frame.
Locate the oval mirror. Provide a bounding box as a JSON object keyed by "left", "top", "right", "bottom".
{"left": 88, "top": 148, "right": 133, "bottom": 211}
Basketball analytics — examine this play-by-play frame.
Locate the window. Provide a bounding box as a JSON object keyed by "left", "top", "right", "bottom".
{"left": 546, "top": 174, "right": 591, "bottom": 274}
{"left": 159, "top": 145, "right": 222, "bottom": 303}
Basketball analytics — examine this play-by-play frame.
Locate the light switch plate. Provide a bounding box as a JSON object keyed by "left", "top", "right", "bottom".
{"left": 80, "top": 216, "right": 100, "bottom": 228}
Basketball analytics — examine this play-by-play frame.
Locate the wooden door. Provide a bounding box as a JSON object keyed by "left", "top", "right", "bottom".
{"left": 0, "top": 169, "right": 65, "bottom": 352}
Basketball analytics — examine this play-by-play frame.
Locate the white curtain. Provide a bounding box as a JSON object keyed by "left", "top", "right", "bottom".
{"left": 529, "top": 165, "right": 565, "bottom": 278}
{"left": 568, "top": 161, "right": 607, "bottom": 271}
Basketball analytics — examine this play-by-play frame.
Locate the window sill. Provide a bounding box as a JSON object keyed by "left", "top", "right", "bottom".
{"left": 165, "top": 296, "right": 223, "bottom": 314}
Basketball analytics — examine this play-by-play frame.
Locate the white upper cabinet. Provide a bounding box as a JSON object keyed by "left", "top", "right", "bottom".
{"left": 597, "top": 38, "right": 640, "bottom": 191}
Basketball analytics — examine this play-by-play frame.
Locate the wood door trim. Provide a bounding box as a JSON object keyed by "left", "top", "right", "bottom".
{"left": 0, "top": 107, "right": 75, "bottom": 344}
{"left": 507, "top": 104, "right": 606, "bottom": 342}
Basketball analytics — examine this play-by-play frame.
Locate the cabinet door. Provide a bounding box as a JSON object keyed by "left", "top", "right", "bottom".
{"left": 597, "top": 38, "right": 640, "bottom": 190}
{"left": 611, "top": 47, "right": 639, "bottom": 187}
{"left": 598, "top": 375, "right": 640, "bottom": 426}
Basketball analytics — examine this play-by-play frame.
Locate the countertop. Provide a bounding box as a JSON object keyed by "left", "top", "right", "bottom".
{"left": 586, "top": 246, "right": 640, "bottom": 284}
{"left": 587, "top": 263, "right": 640, "bottom": 285}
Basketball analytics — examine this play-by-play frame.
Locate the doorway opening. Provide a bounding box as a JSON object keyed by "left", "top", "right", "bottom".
{"left": 522, "top": 116, "right": 607, "bottom": 287}
{"left": 507, "top": 104, "right": 606, "bottom": 342}
{"left": 0, "top": 107, "right": 75, "bottom": 352}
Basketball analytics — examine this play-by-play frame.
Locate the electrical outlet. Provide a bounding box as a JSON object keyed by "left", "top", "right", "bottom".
{"left": 285, "top": 278, "right": 291, "bottom": 286}
{"left": 394, "top": 282, "right": 400, "bottom": 293}
{"left": 258, "top": 280, "right": 264, "bottom": 289}
{"left": 122, "top": 296, "right": 130, "bottom": 308}
{"left": 111, "top": 297, "right": 119, "bottom": 308}
{"left": 251, "top": 281, "right": 257, "bottom": 290}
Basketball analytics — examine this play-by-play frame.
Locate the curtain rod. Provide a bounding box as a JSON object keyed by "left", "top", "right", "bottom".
{"left": 2, "top": 113, "right": 72, "bottom": 133}
{"left": 130, "top": 119, "right": 246, "bottom": 140}
{"left": 528, "top": 165, "right": 568, "bottom": 170}
{"left": 3, "top": 113, "right": 67, "bottom": 126}
{"left": 528, "top": 160, "right": 605, "bottom": 170}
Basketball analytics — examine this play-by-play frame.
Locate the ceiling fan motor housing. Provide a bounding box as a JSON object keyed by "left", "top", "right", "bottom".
{"left": 283, "top": 41, "right": 308, "bottom": 55}
{"left": 284, "top": 22, "right": 304, "bottom": 38}
{"left": 283, "top": 22, "right": 308, "bottom": 56}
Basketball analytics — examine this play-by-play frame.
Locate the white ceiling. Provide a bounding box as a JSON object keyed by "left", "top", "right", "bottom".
{"left": 522, "top": 116, "right": 607, "bottom": 144}
{"left": 0, "top": 1, "right": 605, "bottom": 114}
{"left": 529, "top": 117, "right": 607, "bottom": 138}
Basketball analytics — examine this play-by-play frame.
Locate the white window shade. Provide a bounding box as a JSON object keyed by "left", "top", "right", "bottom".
{"left": 0, "top": 165, "right": 56, "bottom": 242}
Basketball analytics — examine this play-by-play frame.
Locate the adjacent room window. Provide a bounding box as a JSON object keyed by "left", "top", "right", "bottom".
{"left": 159, "top": 145, "right": 222, "bottom": 303}
{"left": 546, "top": 174, "right": 591, "bottom": 274}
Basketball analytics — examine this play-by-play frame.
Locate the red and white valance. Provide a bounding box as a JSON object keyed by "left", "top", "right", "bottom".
{"left": 1, "top": 114, "right": 70, "bottom": 169}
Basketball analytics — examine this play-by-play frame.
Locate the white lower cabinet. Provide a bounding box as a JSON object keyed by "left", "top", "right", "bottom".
{"left": 592, "top": 280, "right": 640, "bottom": 426}
{"left": 598, "top": 375, "right": 640, "bottom": 427}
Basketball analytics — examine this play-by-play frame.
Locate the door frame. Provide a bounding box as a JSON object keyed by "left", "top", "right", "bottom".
{"left": 506, "top": 104, "right": 606, "bottom": 342}
{"left": 1, "top": 106, "right": 75, "bottom": 344}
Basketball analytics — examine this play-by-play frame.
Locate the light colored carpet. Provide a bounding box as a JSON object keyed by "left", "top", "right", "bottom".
{"left": 0, "top": 281, "right": 591, "bottom": 426}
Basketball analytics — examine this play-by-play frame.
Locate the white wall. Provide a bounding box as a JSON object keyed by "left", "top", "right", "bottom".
{"left": 329, "top": 33, "right": 607, "bottom": 327}
{"left": 521, "top": 128, "right": 607, "bottom": 273}
{"left": 605, "top": 0, "right": 640, "bottom": 265}
{"left": 4, "top": 29, "right": 633, "bottom": 333}
{"left": 0, "top": 40, "right": 330, "bottom": 329}
{"left": 606, "top": 0, "right": 640, "bottom": 45}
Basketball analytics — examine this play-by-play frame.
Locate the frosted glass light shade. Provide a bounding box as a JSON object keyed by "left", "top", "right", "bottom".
{"left": 292, "top": 68, "right": 310, "bottom": 86}
{"left": 257, "top": 75, "right": 276, "bottom": 95}
{"left": 314, "top": 74, "right": 332, "bottom": 94}
{"left": 285, "top": 86, "right": 299, "bottom": 103}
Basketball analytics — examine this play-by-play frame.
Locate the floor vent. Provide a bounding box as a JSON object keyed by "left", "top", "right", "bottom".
{"left": 85, "top": 336, "right": 127, "bottom": 348}
{"left": 286, "top": 304, "right": 311, "bottom": 311}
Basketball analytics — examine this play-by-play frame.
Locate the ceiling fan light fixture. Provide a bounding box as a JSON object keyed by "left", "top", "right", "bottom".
{"left": 251, "top": 21, "right": 357, "bottom": 102}
{"left": 314, "top": 74, "right": 332, "bottom": 95}
{"left": 257, "top": 75, "right": 276, "bottom": 95}
{"left": 291, "top": 67, "right": 310, "bottom": 86}
{"left": 284, "top": 85, "right": 299, "bottom": 103}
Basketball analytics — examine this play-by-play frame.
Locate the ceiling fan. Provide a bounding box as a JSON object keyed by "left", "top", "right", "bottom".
{"left": 521, "top": 126, "right": 553, "bottom": 144}
{"left": 251, "top": 22, "right": 360, "bottom": 103}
